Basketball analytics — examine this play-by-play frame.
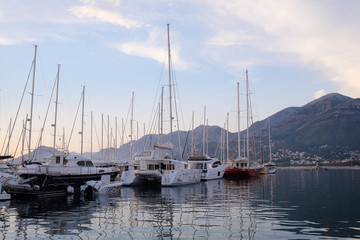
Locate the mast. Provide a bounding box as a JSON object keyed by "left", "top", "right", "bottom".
{"left": 143, "top": 122, "right": 146, "bottom": 150}
{"left": 226, "top": 112, "right": 229, "bottom": 164}
{"left": 107, "top": 115, "right": 110, "bottom": 150}
{"left": 130, "top": 91, "right": 134, "bottom": 160}
{"left": 222, "top": 122, "right": 225, "bottom": 163}
{"left": 21, "top": 115, "right": 28, "bottom": 165}
{"left": 160, "top": 86, "right": 164, "bottom": 144}
{"left": 203, "top": 106, "right": 206, "bottom": 155}
{"left": 206, "top": 119, "right": 209, "bottom": 155}
{"left": 28, "top": 45, "right": 37, "bottom": 162}
{"left": 81, "top": 85, "right": 85, "bottom": 155}
{"left": 136, "top": 121, "right": 139, "bottom": 153}
{"left": 167, "top": 24, "right": 173, "bottom": 157}
{"left": 268, "top": 117, "right": 272, "bottom": 163}
{"left": 101, "top": 113, "right": 104, "bottom": 158}
{"left": 246, "top": 70, "right": 250, "bottom": 165}
{"left": 121, "top": 118, "right": 124, "bottom": 160}
{"left": 237, "top": 82, "right": 241, "bottom": 159}
{"left": 158, "top": 102, "right": 161, "bottom": 139}
{"left": 62, "top": 127, "right": 65, "bottom": 151}
{"left": 53, "top": 64, "right": 60, "bottom": 154}
{"left": 7, "top": 119, "right": 11, "bottom": 155}
{"left": 115, "top": 116, "right": 118, "bottom": 148}
{"left": 91, "top": 111, "right": 93, "bottom": 157}
{"left": 191, "top": 111, "right": 194, "bottom": 156}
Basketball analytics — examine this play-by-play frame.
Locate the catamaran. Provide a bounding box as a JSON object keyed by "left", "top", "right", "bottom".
{"left": 120, "top": 24, "right": 201, "bottom": 187}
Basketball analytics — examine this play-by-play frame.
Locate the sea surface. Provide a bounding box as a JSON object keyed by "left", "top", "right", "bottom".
{"left": 1, "top": 168, "right": 359, "bottom": 239}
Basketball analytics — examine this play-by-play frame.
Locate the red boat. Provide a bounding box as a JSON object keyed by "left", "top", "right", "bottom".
{"left": 224, "top": 72, "right": 263, "bottom": 179}
{"left": 224, "top": 157, "right": 262, "bottom": 178}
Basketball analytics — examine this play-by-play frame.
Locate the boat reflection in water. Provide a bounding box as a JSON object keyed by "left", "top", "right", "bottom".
{"left": 1, "top": 170, "right": 359, "bottom": 239}
{"left": 118, "top": 179, "right": 262, "bottom": 239}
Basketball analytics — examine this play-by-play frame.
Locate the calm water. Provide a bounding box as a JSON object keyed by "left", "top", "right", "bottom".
{"left": 1, "top": 169, "right": 360, "bottom": 239}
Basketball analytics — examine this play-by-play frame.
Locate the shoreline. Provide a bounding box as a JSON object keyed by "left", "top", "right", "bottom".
{"left": 278, "top": 166, "right": 360, "bottom": 170}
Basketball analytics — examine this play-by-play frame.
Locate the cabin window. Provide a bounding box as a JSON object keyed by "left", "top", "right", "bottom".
{"left": 167, "top": 164, "right": 175, "bottom": 170}
{"left": 56, "top": 156, "right": 61, "bottom": 164}
{"left": 148, "top": 164, "right": 159, "bottom": 170}
{"left": 77, "top": 161, "right": 85, "bottom": 167}
{"left": 212, "top": 161, "right": 220, "bottom": 168}
{"left": 236, "top": 163, "right": 240, "bottom": 167}
{"left": 63, "top": 159, "right": 68, "bottom": 165}
{"left": 125, "top": 166, "right": 129, "bottom": 171}
{"left": 161, "top": 163, "right": 166, "bottom": 170}
{"left": 86, "top": 161, "right": 94, "bottom": 167}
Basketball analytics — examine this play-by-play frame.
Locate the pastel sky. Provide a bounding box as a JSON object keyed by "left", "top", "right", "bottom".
{"left": 1, "top": 0, "right": 359, "bottom": 156}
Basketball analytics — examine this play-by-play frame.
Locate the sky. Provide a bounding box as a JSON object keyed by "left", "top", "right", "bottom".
{"left": 1, "top": 0, "right": 359, "bottom": 156}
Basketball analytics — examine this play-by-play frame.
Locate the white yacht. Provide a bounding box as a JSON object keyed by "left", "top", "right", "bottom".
{"left": 3, "top": 152, "right": 120, "bottom": 197}
{"left": 120, "top": 143, "right": 201, "bottom": 186}
{"left": 121, "top": 24, "right": 201, "bottom": 187}
{"left": 188, "top": 155, "right": 226, "bottom": 180}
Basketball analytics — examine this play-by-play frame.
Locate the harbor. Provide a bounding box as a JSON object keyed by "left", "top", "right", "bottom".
{"left": 1, "top": 1, "right": 360, "bottom": 239}
{"left": 1, "top": 168, "right": 359, "bottom": 239}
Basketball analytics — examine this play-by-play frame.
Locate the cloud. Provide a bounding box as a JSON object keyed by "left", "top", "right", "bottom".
{"left": 114, "top": 41, "right": 165, "bottom": 62}
{"left": 0, "top": 36, "right": 15, "bottom": 45}
{"left": 70, "top": 5, "right": 140, "bottom": 29}
{"left": 111, "top": 27, "right": 189, "bottom": 70}
{"left": 314, "top": 90, "right": 326, "bottom": 99}
{"left": 204, "top": 0, "right": 360, "bottom": 96}
{"left": 0, "top": 33, "right": 40, "bottom": 46}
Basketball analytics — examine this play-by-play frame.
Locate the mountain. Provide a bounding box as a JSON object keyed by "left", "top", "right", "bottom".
{"left": 251, "top": 93, "right": 360, "bottom": 160}
{"left": 8, "top": 93, "right": 359, "bottom": 166}
{"left": 111, "top": 92, "right": 360, "bottom": 164}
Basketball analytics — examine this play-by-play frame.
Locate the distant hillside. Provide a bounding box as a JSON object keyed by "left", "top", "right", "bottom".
{"left": 107, "top": 92, "right": 360, "bottom": 163}
{"left": 251, "top": 93, "right": 360, "bottom": 159}
{"left": 8, "top": 93, "right": 360, "bottom": 166}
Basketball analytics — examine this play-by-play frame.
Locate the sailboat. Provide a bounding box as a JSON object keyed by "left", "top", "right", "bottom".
{"left": 224, "top": 71, "right": 262, "bottom": 178}
{"left": 120, "top": 24, "right": 201, "bottom": 187}
{"left": 4, "top": 56, "right": 119, "bottom": 197}
{"left": 262, "top": 118, "right": 276, "bottom": 174}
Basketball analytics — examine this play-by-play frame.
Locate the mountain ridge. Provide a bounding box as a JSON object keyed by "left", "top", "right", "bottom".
{"left": 8, "top": 92, "right": 360, "bottom": 166}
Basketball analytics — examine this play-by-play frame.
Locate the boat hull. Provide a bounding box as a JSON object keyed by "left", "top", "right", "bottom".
{"left": 120, "top": 170, "right": 162, "bottom": 186}
{"left": 161, "top": 169, "right": 201, "bottom": 186}
{"left": 4, "top": 171, "right": 119, "bottom": 198}
{"left": 188, "top": 156, "right": 226, "bottom": 181}
{"left": 200, "top": 166, "right": 226, "bottom": 180}
{"left": 224, "top": 167, "right": 262, "bottom": 178}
